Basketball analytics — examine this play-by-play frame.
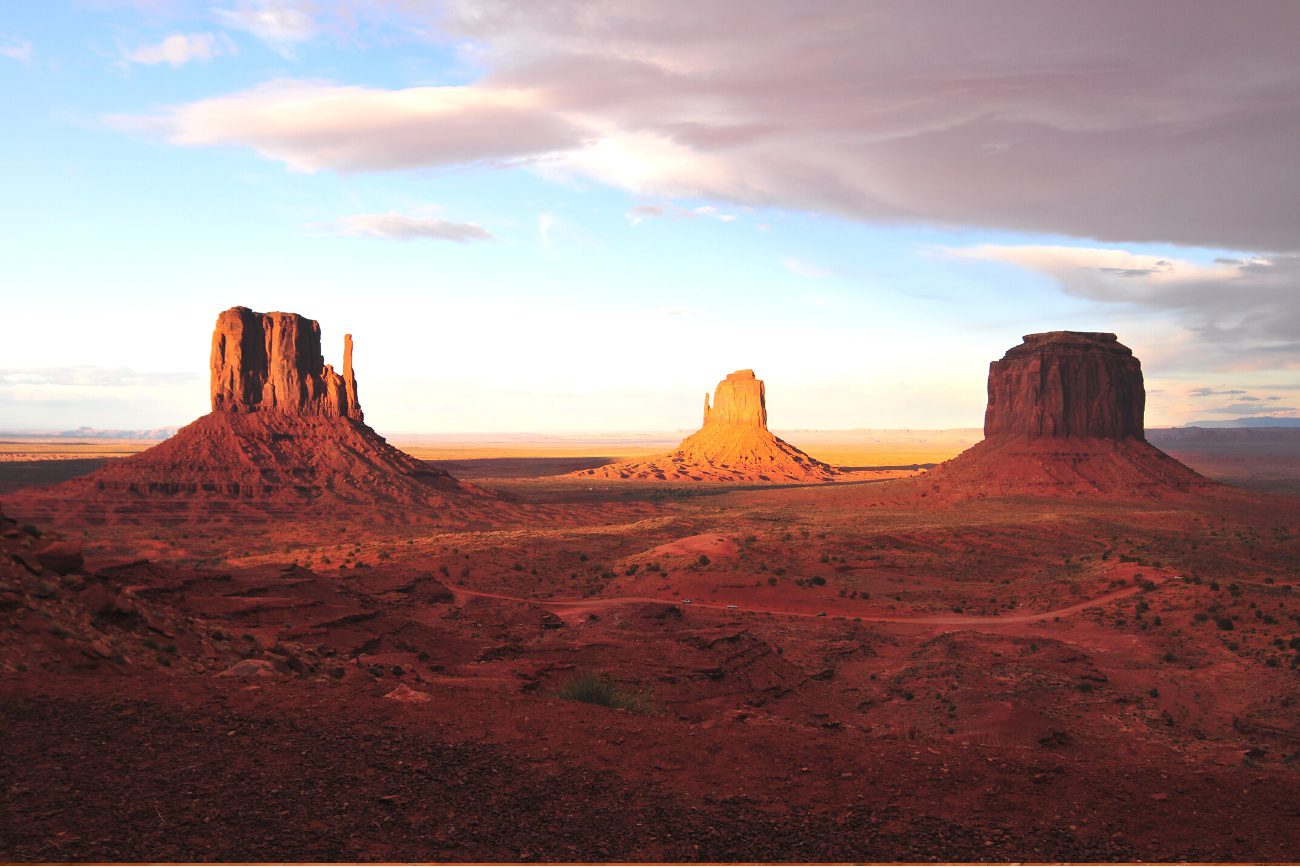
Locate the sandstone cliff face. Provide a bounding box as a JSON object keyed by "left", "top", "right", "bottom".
{"left": 210, "top": 307, "right": 362, "bottom": 420}
{"left": 703, "top": 370, "right": 768, "bottom": 429}
{"left": 577, "top": 369, "right": 838, "bottom": 483}
{"left": 908, "top": 331, "right": 1206, "bottom": 498}
{"left": 984, "top": 332, "right": 1144, "bottom": 440}
{"left": 5, "top": 306, "right": 491, "bottom": 524}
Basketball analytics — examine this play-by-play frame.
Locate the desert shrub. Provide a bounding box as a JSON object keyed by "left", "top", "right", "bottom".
{"left": 810, "top": 576, "right": 826, "bottom": 587}
{"left": 554, "top": 672, "right": 653, "bottom": 714}
{"left": 697, "top": 554, "right": 711, "bottom": 567}
{"left": 1216, "top": 617, "right": 1235, "bottom": 631}
{"left": 624, "top": 564, "right": 639, "bottom": 576}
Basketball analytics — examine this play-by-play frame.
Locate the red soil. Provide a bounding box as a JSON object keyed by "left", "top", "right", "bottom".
{"left": 2, "top": 471, "right": 1299, "bottom": 862}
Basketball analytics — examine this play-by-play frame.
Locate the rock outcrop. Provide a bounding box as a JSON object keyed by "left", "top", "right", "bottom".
{"left": 210, "top": 307, "right": 362, "bottom": 419}
{"left": 984, "top": 332, "right": 1144, "bottom": 440}
{"left": 913, "top": 332, "right": 1208, "bottom": 498}
{"left": 575, "top": 370, "right": 838, "bottom": 483}
{"left": 5, "top": 307, "right": 480, "bottom": 524}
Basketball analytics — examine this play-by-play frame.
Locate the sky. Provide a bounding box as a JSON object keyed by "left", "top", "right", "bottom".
{"left": 2, "top": 0, "right": 1298, "bottom": 434}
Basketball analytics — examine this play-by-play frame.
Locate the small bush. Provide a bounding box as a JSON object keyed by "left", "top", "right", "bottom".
{"left": 554, "top": 671, "right": 653, "bottom": 714}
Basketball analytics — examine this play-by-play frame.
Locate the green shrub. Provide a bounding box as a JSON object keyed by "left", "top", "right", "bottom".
{"left": 553, "top": 671, "right": 653, "bottom": 714}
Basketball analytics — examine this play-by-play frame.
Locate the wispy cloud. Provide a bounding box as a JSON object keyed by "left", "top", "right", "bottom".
{"left": 0, "top": 37, "right": 33, "bottom": 63}
{"left": 626, "top": 203, "right": 738, "bottom": 225}
{"left": 213, "top": 0, "right": 316, "bottom": 52}
{"left": 946, "top": 244, "right": 1300, "bottom": 371}
{"left": 124, "top": 32, "right": 234, "bottom": 66}
{"left": 115, "top": 79, "right": 581, "bottom": 172}
{"left": 327, "top": 211, "right": 493, "bottom": 243}
{"left": 0, "top": 367, "right": 198, "bottom": 388}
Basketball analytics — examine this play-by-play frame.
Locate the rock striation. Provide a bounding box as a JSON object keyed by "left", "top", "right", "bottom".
{"left": 211, "top": 307, "right": 362, "bottom": 419}
{"left": 5, "top": 307, "right": 480, "bottom": 524}
{"left": 984, "top": 332, "right": 1144, "bottom": 440}
{"left": 914, "top": 331, "right": 1208, "bottom": 498}
{"left": 576, "top": 370, "right": 838, "bottom": 483}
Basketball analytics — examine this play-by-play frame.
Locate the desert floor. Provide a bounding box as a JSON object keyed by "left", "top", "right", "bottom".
{"left": 2, "top": 432, "right": 1298, "bottom": 862}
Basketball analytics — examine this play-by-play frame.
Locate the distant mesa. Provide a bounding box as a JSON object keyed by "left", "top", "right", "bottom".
{"left": 575, "top": 369, "right": 839, "bottom": 483}
{"left": 916, "top": 331, "right": 1209, "bottom": 497}
{"left": 4, "top": 306, "right": 474, "bottom": 525}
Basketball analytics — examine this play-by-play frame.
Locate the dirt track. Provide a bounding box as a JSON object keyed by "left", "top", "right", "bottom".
{"left": 447, "top": 575, "right": 1161, "bottom": 626}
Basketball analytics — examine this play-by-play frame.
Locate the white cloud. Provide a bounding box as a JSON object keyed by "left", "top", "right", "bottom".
{"left": 124, "top": 32, "right": 234, "bottom": 66}
{"left": 214, "top": 0, "right": 316, "bottom": 50}
{"left": 947, "top": 243, "right": 1300, "bottom": 370}
{"left": 944, "top": 245, "right": 1248, "bottom": 303}
{"left": 625, "top": 202, "right": 739, "bottom": 225}
{"left": 0, "top": 38, "right": 33, "bottom": 63}
{"left": 328, "top": 211, "right": 493, "bottom": 243}
{"left": 122, "top": 79, "right": 582, "bottom": 172}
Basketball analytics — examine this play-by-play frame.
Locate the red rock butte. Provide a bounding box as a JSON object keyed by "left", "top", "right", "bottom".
{"left": 4, "top": 307, "right": 476, "bottom": 524}
{"left": 916, "top": 331, "right": 1208, "bottom": 497}
{"left": 210, "top": 306, "right": 363, "bottom": 420}
{"left": 576, "top": 369, "right": 839, "bottom": 483}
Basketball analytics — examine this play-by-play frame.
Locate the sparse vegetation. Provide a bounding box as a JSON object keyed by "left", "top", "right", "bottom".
{"left": 553, "top": 671, "right": 654, "bottom": 714}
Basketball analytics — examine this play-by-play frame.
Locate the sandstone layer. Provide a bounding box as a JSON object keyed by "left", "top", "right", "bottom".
{"left": 576, "top": 370, "right": 839, "bottom": 483}
{"left": 211, "top": 306, "right": 362, "bottom": 419}
{"left": 5, "top": 307, "right": 476, "bottom": 524}
{"left": 914, "top": 332, "right": 1208, "bottom": 498}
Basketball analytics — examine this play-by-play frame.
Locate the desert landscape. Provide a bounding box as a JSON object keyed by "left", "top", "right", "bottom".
{"left": 5, "top": 3, "right": 1300, "bottom": 865}
{"left": 2, "top": 310, "right": 1298, "bottom": 863}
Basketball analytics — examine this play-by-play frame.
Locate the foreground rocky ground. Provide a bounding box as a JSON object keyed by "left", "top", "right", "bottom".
{"left": 2, "top": 462, "right": 1299, "bottom": 862}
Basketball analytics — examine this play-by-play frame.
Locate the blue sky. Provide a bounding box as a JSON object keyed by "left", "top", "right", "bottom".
{"left": 2, "top": 1, "right": 1297, "bottom": 433}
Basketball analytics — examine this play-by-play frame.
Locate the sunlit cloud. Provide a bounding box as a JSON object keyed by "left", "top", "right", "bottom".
{"left": 326, "top": 211, "right": 493, "bottom": 243}
{"left": 213, "top": 0, "right": 316, "bottom": 52}
{"left": 124, "top": 32, "right": 234, "bottom": 66}
{"left": 128, "top": 1, "right": 1300, "bottom": 252}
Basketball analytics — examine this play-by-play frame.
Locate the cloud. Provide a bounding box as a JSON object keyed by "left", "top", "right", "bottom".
{"left": 0, "top": 38, "right": 33, "bottom": 62}
{"left": 625, "top": 202, "right": 738, "bottom": 225}
{"left": 1188, "top": 387, "right": 1247, "bottom": 397}
{"left": 133, "top": 1, "right": 1300, "bottom": 252}
{"left": 0, "top": 367, "right": 198, "bottom": 388}
{"left": 124, "top": 32, "right": 234, "bottom": 66}
{"left": 947, "top": 244, "right": 1300, "bottom": 369}
{"left": 214, "top": 0, "right": 316, "bottom": 50}
{"left": 328, "top": 211, "right": 493, "bottom": 243}
{"left": 118, "top": 79, "right": 583, "bottom": 172}
{"left": 1203, "top": 403, "right": 1297, "bottom": 415}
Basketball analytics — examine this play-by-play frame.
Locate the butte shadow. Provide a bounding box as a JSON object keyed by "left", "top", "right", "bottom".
{"left": 2, "top": 307, "right": 483, "bottom": 526}
{"left": 572, "top": 369, "right": 840, "bottom": 483}
{"left": 888, "top": 331, "right": 1211, "bottom": 500}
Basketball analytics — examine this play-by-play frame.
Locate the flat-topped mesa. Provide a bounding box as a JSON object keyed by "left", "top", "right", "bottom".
{"left": 895, "top": 330, "right": 1209, "bottom": 499}
{"left": 703, "top": 369, "right": 768, "bottom": 429}
{"left": 210, "top": 306, "right": 362, "bottom": 421}
{"left": 984, "top": 331, "right": 1144, "bottom": 440}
